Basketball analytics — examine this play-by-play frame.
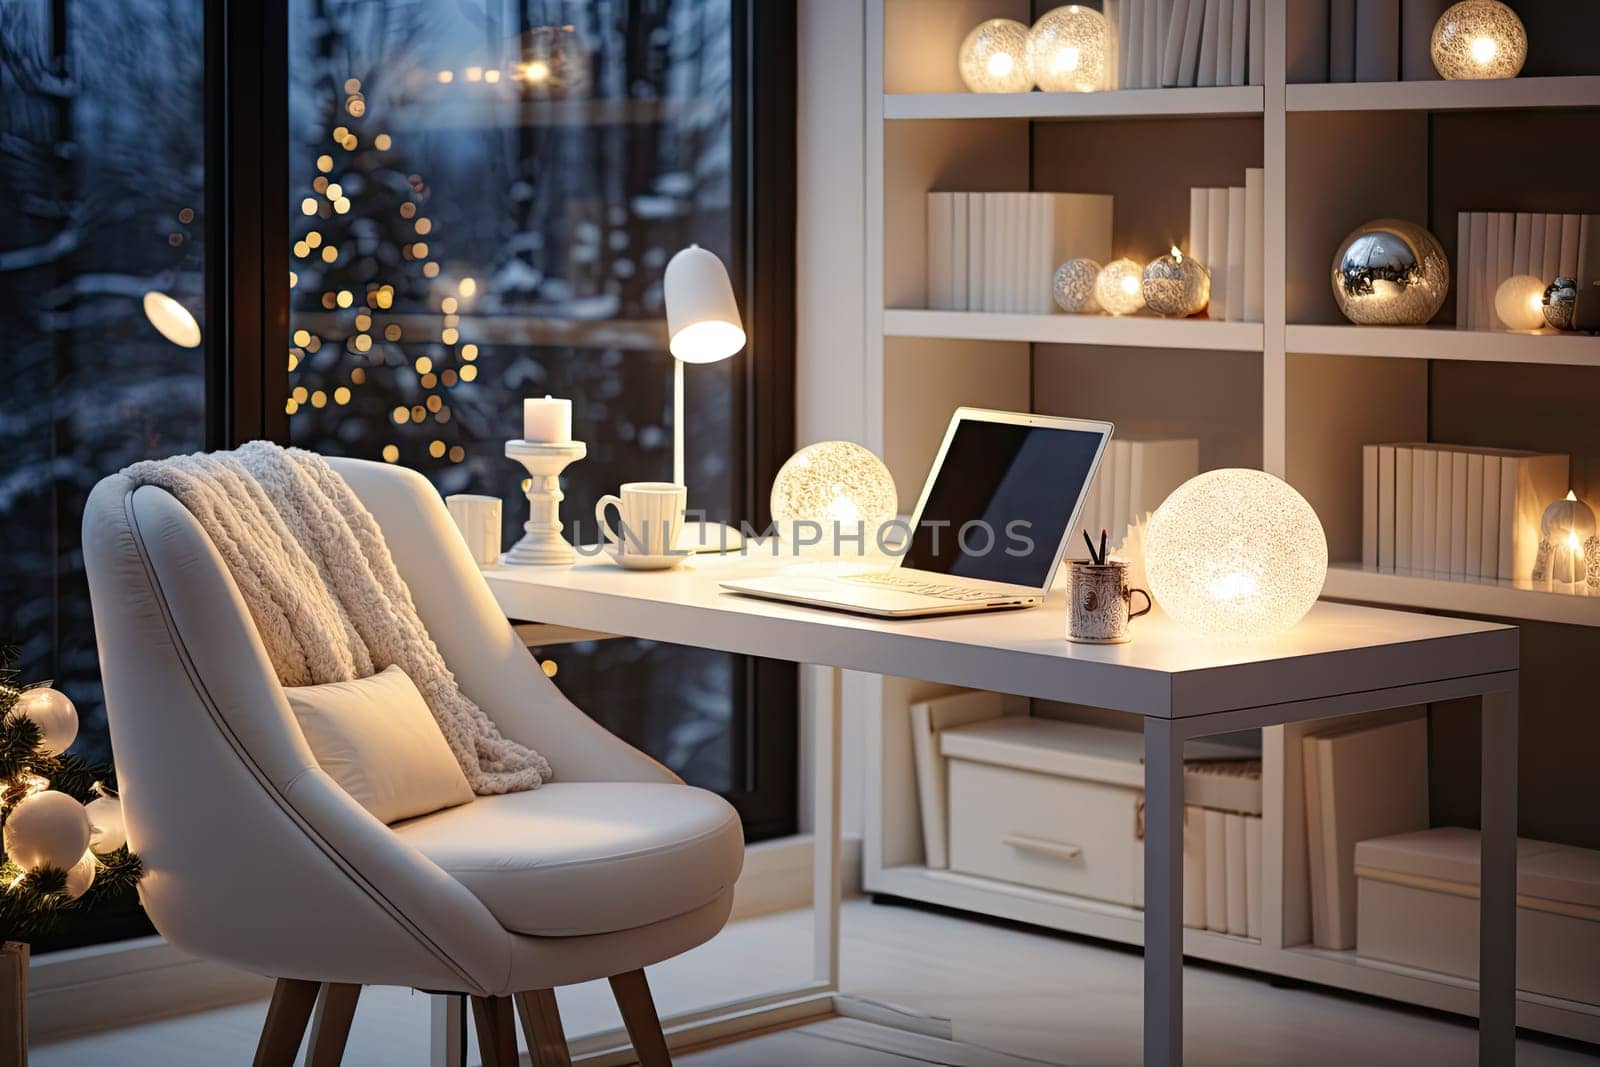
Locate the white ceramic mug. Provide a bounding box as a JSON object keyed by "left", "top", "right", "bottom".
{"left": 595, "top": 482, "right": 686, "bottom": 557}
{"left": 446, "top": 494, "right": 503, "bottom": 566}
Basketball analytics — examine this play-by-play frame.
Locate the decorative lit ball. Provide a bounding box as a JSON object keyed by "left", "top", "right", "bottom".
{"left": 1028, "top": 6, "right": 1109, "bottom": 93}
{"left": 1330, "top": 219, "right": 1449, "bottom": 326}
{"left": 1095, "top": 258, "right": 1147, "bottom": 316}
{"left": 1141, "top": 247, "right": 1211, "bottom": 318}
{"left": 770, "top": 442, "right": 898, "bottom": 543}
{"left": 4, "top": 790, "right": 92, "bottom": 872}
{"left": 86, "top": 795, "right": 127, "bottom": 854}
{"left": 1540, "top": 492, "right": 1597, "bottom": 585}
{"left": 1431, "top": 1, "right": 1526, "bottom": 80}
{"left": 64, "top": 850, "right": 97, "bottom": 901}
{"left": 958, "top": 19, "right": 1033, "bottom": 93}
{"left": 11, "top": 687, "right": 78, "bottom": 756}
{"left": 1493, "top": 274, "right": 1547, "bottom": 331}
{"left": 1543, "top": 277, "right": 1578, "bottom": 331}
{"left": 1053, "top": 258, "right": 1102, "bottom": 313}
{"left": 517, "top": 24, "right": 590, "bottom": 95}
{"left": 1144, "top": 469, "right": 1329, "bottom": 640}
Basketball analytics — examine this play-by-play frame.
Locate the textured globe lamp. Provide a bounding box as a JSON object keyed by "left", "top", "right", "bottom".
{"left": 1095, "top": 257, "right": 1147, "bottom": 316}
{"left": 1431, "top": 0, "right": 1526, "bottom": 80}
{"left": 1538, "top": 491, "right": 1597, "bottom": 586}
{"left": 1144, "top": 469, "right": 1329, "bottom": 640}
{"left": 1494, "top": 274, "right": 1547, "bottom": 331}
{"left": 1028, "top": 5, "right": 1110, "bottom": 93}
{"left": 1142, "top": 246, "right": 1210, "bottom": 318}
{"left": 1053, "top": 257, "right": 1102, "bottom": 312}
{"left": 1330, "top": 219, "right": 1450, "bottom": 326}
{"left": 959, "top": 19, "right": 1033, "bottom": 93}
{"left": 770, "top": 441, "right": 898, "bottom": 546}
{"left": 1543, "top": 277, "right": 1578, "bottom": 330}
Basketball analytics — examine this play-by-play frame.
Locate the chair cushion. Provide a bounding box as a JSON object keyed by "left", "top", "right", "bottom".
{"left": 285, "top": 665, "right": 475, "bottom": 825}
{"left": 392, "top": 782, "right": 744, "bottom": 937}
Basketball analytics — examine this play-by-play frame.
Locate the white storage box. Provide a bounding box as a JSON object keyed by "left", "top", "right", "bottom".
{"left": 939, "top": 717, "right": 1257, "bottom": 910}
{"left": 1355, "top": 827, "right": 1600, "bottom": 1006}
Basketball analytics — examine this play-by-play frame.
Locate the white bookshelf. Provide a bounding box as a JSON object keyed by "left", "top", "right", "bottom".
{"left": 861, "top": 0, "right": 1600, "bottom": 1045}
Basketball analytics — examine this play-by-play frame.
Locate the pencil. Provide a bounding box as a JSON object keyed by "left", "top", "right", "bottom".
{"left": 1099, "top": 529, "right": 1108, "bottom": 565}
{"left": 1083, "top": 530, "right": 1101, "bottom": 565}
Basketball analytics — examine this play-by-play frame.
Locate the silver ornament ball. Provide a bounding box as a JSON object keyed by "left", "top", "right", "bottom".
{"left": 1053, "top": 258, "right": 1102, "bottom": 313}
{"left": 1330, "top": 219, "right": 1450, "bottom": 326}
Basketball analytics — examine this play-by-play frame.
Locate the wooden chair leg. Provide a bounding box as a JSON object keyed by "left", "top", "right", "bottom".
{"left": 514, "top": 989, "right": 572, "bottom": 1067}
{"left": 253, "top": 978, "right": 320, "bottom": 1067}
{"left": 308, "top": 983, "right": 361, "bottom": 1066}
{"left": 469, "top": 995, "right": 518, "bottom": 1067}
{"left": 608, "top": 969, "right": 671, "bottom": 1067}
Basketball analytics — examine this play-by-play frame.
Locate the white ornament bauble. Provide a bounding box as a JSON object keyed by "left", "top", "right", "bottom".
{"left": 1494, "top": 274, "right": 1546, "bottom": 331}
{"left": 1095, "top": 257, "right": 1147, "bottom": 316}
{"left": 1053, "top": 258, "right": 1102, "bottom": 313}
{"left": 86, "top": 795, "right": 127, "bottom": 854}
{"left": 64, "top": 850, "right": 97, "bottom": 900}
{"left": 4, "top": 790, "right": 92, "bottom": 871}
{"left": 12, "top": 687, "right": 78, "bottom": 756}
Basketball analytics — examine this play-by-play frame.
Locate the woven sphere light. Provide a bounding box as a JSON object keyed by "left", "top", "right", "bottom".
{"left": 1028, "top": 6, "right": 1110, "bottom": 93}
{"left": 959, "top": 19, "right": 1033, "bottom": 93}
{"left": 1494, "top": 274, "right": 1547, "bottom": 331}
{"left": 1331, "top": 219, "right": 1449, "bottom": 326}
{"left": 1431, "top": 0, "right": 1526, "bottom": 80}
{"left": 771, "top": 441, "right": 898, "bottom": 541}
{"left": 1145, "top": 469, "right": 1328, "bottom": 640}
{"left": 1095, "top": 257, "right": 1147, "bottom": 316}
{"left": 1053, "top": 258, "right": 1102, "bottom": 312}
{"left": 1142, "top": 246, "right": 1210, "bottom": 318}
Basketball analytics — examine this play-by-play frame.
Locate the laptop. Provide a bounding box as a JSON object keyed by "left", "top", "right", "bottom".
{"left": 720, "top": 408, "right": 1112, "bottom": 618}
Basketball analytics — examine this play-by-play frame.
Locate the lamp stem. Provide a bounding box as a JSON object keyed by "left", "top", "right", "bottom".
{"left": 673, "top": 357, "right": 685, "bottom": 488}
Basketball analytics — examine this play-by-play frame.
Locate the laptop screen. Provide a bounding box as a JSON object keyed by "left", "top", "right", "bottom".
{"left": 901, "top": 418, "right": 1106, "bottom": 589}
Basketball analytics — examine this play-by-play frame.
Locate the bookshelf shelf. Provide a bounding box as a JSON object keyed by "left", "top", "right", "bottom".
{"left": 886, "top": 309, "right": 1264, "bottom": 351}
{"left": 1287, "top": 75, "right": 1600, "bottom": 113}
{"left": 884, "top": 85, "right": 1264, "bottom": 121}
{"left": 1322, "top": 564, "right": 1600, "bottom": 627}
{"left": 1286, "top": 324, "right": 1600, "bottom": 367}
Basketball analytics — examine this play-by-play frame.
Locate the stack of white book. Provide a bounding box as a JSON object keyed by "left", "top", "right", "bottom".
{"left": 1187, "top": 172, "right": 1264, "bottom": 322}
{"left": 1360, "top": 442, "right": 1569, "bottom": 581}
{"left": 1456, "top": 211, "right": 1599, "bottom": 330}
{"left": 1078, "top": 438, "right": 1199, "bottom": 549}
{"left": 1114, "top": 0, "right": 1262, "bottom": 89}
{"left": 1182, "top": 760, "right": 1263, "bottom": 938}
{"left": 926, "top": 192, "right": 1113, "bottom": 313}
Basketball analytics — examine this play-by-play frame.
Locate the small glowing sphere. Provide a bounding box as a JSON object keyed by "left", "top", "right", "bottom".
{"left": 1145, "top": 469, "right": 1328, "bottom": 640}
{"left": 4, "top": 790, "right": 92, "bottom": 872}
{"left": 1028, "top": 6, "right": 1110, "bottom": 93}
{"left": 959, "top": 19, "right": 1033, "bottom": 93}
{"left": 12, "top": 687, "right": 78, "bottom": 756}
{"left": 1141, "top": 247, "right": 1210, "bottom": 318}
{"left": 770, "top": 442, "right": 898, "bottom": 545}
{"left": 1431, "top": 1, "right": 1525, "bottom": 80}
{"left": 143, "top": 291, "right": 202, "bottom": 348}
{"left": 1095, "top": 258, "right": 1146, "bottom": 316}
{"left": 1053, "top": 258, "right": 1102, "bottom": 313}
{"left": 1493, "top": 274, "right": 1547, "bottom": 331}
{"left": 1540, "top": 492, "right": 1597, "bottom": 585}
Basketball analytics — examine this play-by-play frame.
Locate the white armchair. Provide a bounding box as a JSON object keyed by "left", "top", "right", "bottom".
{"left": 82, "top": 455, "right": 744, "bottom": 1065}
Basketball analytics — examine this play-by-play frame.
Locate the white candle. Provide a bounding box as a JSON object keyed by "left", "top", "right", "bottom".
{"left": 523, "top": 396, "right": 571, "bottom": 443}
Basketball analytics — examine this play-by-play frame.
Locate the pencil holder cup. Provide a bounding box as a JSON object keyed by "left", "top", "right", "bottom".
{"left": 1068, "top": 560, "right": 1152, "bottom": 644}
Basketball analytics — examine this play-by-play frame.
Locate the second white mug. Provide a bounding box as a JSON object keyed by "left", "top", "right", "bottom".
{"left": 595, "top": 482, "right": 686, "bottom": 557}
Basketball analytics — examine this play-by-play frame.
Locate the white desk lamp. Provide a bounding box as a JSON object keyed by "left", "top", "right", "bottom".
{"left": 664, "top": 244, "right": 747, "bottom": 551}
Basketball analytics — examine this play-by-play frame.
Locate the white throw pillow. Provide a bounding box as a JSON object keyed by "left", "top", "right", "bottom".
{"left": 285, "top": 665, "right": 474, "bottom": 824}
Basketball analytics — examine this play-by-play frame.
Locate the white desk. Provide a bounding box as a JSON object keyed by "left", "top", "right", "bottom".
{"left": 486, "top": 553, "right": 1519, "bottom": 1067}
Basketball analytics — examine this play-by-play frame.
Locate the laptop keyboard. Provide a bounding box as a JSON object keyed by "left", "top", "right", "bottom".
{"left": 845, "top": 572, "right": 998, "bottom": 601}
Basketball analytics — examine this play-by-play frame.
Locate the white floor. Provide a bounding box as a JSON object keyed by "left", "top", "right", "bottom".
{"left": 32, "top": 899, "right": 1599, "bottom": 1066}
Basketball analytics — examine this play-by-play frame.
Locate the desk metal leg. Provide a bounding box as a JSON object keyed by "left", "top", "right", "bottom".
{"left": 813, "top": 666, "right": 843, "bottom": 987}
{"left": 1143, "top": 718, "right": 1183, "bottom": 1067}
{"left": 1480, "top": 686, "right": 1518, "bottom": 1064}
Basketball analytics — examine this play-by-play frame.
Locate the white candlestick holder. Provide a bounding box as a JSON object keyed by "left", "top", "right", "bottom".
{"left": 504, "top": 439, "right": 586, "bottom": 566}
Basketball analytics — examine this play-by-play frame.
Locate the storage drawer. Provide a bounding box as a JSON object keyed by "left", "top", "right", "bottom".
{"left": 946, "top": 758, "right": 1141, "bottom": 906}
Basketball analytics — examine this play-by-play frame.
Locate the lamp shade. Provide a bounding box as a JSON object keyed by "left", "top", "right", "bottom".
{"left": 664, "top": 245, "right": 745, "bottom": 364}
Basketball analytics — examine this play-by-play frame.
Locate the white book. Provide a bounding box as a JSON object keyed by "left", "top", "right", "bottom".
{"left": 1105, "top": 0, "right": 1122, "bottom": 89}
{"left": 1248, "top": 0, "right": 1264, "bottom": 84}
{"left": 968, "top": 194, "right": 986, "bottom": 312}
{"left": 1395, "top": 446, "right": 1414, "bottom": 571}
{"left": 1482, "top": 214, "right": 1501, "bottom": 329}
{"left": 1417, "top": 447, "right": 1438, "bottom": 572}
{"left": 1002, "top": 193, "right": 1021, "bottom": 313}
{"left": 1110, "top": 438, "right": 1134, "bottom": 536}
{"left": 1578, "top": 215, "right": 1600, "bottom": 330}
{"left": 1129, "top": 439, "right": 1200, "bottom": 522}
{"left": 926, "top": 193, "right": 953, "bottom": 310}
{"left": 1465, "top": 451, "right": 1485, "bottom": 579}
{"left": 1559, "top": 213, "right": 1580, "bottom": 280}
{"left": 1189, "top": 187, "right": 1210, "bottom": 268}
{"left": 1455, "top": 211, "right": 1471, "bottom": 330}
{"left": 1512, "top": 211, "right": 1533, "bottom": 277}
{"left": 951, "top": 194, "right": 969, "bottom": 311}
{"left": 1244, "top": 814, "right": 1262, "bottom": 939}
{"left": 1184, "top": 805, "right": 1208, "bottom": 929}
{"left": 1178, "top": 0, "right": 1208, "bottom": 85}
{"left": 1197, "top": 0, "right": 1222, "bottom": 87}
{"left": 1362, "top": 444, "right": 1378, "bottom": 568}
{"left": 1214, "top": 0, "right": 1235, "bottom": 86}
{"left": 1526, "top": 212, "right": 1546, "bottom": 297}
{"left": 1127, "top": 0, "right": 1146, "bottom": 88}
{"left": 1204, "top": 807, "right": 1227, "bottom": 933}
{"left": 1244, "top": 168, "right": 1264, "bottom": 322}
{"left": 1411, "top": 444, "right": 1430, "bottom": 569}
{"left": 1229, "top": 0, "right": 1249, "bottom": 84}
{"left": 994, "top": 194, "right": 1012, "bottom": 314}
{"left": 1434, "top": 448, "right": 1453, "bottom": 573}
{"left": 909, "top": 691, "right": 1010, "bottom": 869}
{"left": 1497, "top": 450, "right": 1572, "bottom": 580}
{"left": 1226, "top": 186, "right": 1246, "bottom": 322}
{"left": 1479, "top": 454, "right": 1501, "bottom": 580}
{"left": 1225, "top": 812, "right": 1248, "bottom": 936}
{"left": 1207, "top": 187, "right": 1229, "bottom": 318}
{"left": 1014, "top": 194, "right": 1032, "bottom": 313}
{"left": 1495, "top": 212, "right": 1515, "bottom": 308}
{"left": 1542, "top": 213, "right": 1564, "bottom": 285}
{"left": 1118, "top": 0, "right": 1135, "bottom": 89}
{"left": 1029, "top": 194, "right": 1048, "bottom": 314}
{"left": 1378, "top": 444, "right": 1396, "bottom": 571}
{"left": 1163, "top": 0, "right": 1192, "bottom": 86}
{"left": 1468, "top": 211, "right": 1488, "bottom": 331}
{"left": 1449, "top": 450, "right": 1468, "bottom": 577}
{"left": 1146, "top": 0, "right": 1165, "bottom": 88}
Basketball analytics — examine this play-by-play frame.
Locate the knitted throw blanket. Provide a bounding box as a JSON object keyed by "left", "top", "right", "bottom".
{"left": 124, "top": 442, "right": 551, "bottom": 794}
